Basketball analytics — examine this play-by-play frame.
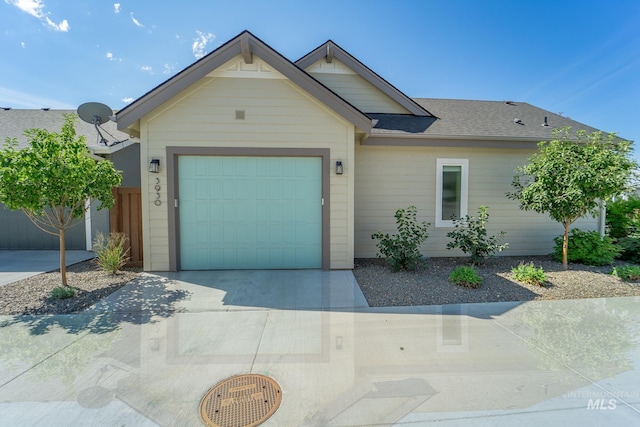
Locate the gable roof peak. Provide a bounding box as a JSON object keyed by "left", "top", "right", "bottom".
{"left": 296, "top": 40, "right": 433, "bottom": 117}
{"left": 116, "top": 30, "right": 372, "bottom": 136}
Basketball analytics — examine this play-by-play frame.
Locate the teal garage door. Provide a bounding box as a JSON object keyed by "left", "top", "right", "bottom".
{"left": 178, "top": 156, "right": 322, "bottom": 270}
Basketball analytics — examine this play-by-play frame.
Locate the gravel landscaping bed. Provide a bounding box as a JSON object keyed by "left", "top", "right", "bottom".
{"left": 354, "top": 256, "right": 640, "bottom": 307}
{"left": 2, "top": 256, "right": 639, "bottom": 315}
{"left": 0, "top": 259, "right": 141, "bottom": 315}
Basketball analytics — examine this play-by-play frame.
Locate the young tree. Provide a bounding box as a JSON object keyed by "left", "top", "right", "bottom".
{"left": 508, "top": 128, "right": 637, "bottom": 269}
{"left": 0, "top": 114, "right": 122, "bottom": 286}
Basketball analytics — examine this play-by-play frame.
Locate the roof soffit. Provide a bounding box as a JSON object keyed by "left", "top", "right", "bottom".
{"left": 116, "top": 31, "right": 372, "bottom": 133}
{"left": 296, "top": 41, "right": 433, "bottom": 117}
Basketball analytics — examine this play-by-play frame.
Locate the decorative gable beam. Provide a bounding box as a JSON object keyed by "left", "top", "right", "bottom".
{"left": 240, "top": 33, "right": 253, "bottom": 64}
{"left": 325, "top": 44, "right": 333, "bottom": 63}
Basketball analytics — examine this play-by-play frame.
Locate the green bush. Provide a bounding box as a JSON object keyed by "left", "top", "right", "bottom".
{"left": 606, "top": 196, "right": 640, "bottom": 239}
{"left": 552, "top": 229, "right": 619, "bottom": 266}
{"left": 511, "top": 262, "right": 547, "bottom": 286}
{"left": 93, "top": 232, "right": 130, "bottom": 275}
{"left": 616, "top": 235, "right": 640, "bottom": 263}
{"left": 448, "top": 266, "right": 482, "bottom": 288}
{"left": 611, "top": 265, "right": 640, "bottom": 282}
{"left": 51, "top": 286, "right": 76, "bottom": 299}
{"left": 446, "top": 206, "right": 508, "bottom": 264}
{"left": 372, "top": 206, "right": 430, "bottom": 272}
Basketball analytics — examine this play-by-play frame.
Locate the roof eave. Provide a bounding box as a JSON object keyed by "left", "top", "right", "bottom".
{"left": 364, "top": 132, "right": 548, "bottom": 148}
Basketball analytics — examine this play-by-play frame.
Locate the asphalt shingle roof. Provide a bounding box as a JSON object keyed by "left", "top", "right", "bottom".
{"left": 371, "top": 98, "right": 604, "bottom": 141}
{"left": 0, "top": 109, "right": 129, "bottom": 150}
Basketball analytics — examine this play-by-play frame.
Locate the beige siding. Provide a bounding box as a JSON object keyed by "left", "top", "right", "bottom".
{"left": 140, "top": 58, "right": 356, "bottom": 270}
{"left": 305, "top": 59, "right": 410, "bottom": 114}
{"left": 355, "top": 145, "right": 599, "bottom": 258}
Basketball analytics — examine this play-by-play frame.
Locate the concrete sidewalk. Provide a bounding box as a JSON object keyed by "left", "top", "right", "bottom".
{"left": 0, "top": 270, "right": 639, "bottom": 426}
{"left": 0, "top": 250, "right": 95, "bottom": 286}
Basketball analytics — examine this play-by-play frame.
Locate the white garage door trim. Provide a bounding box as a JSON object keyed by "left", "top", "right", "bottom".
{"left": 166, "top": 147, "right": 330, "bottom": 271}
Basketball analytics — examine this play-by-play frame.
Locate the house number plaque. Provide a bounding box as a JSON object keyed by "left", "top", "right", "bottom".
{"left": 154, "top": 178, "right": 161, "bottom": 206}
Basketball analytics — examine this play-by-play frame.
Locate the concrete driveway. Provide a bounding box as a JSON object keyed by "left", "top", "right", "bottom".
{"left": 0, "top": 269, "right": 639, "bottom": 426}
{"left": 0, "top": 250, "right": 95, "bottom": 286}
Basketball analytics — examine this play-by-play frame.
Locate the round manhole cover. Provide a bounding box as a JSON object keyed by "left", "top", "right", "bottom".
{"left": 200, "top": 374, "right": 282, "bottom": 427}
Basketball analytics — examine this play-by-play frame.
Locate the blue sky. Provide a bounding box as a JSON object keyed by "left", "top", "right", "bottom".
{"left": 2, "top": 0, "right": 639, "bottom": 155}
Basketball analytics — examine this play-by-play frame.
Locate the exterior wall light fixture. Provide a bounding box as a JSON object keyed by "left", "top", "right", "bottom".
{"left": 336, "top": 160, "right": 343, "bottom": 175}
{"left": 149, "top": 158, "right": 160, "bottom": 173}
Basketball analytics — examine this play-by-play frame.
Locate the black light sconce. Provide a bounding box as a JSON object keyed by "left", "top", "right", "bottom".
{"left": 149, "top": 158, "right": 160, "bottom": 173}
{"left": 336, "top": 160, "right": 343, "bottom": 175}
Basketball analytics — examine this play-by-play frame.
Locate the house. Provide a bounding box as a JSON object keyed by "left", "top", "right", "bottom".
{"left": 0, "top": 108, "right": 140, "bottom": 262}
{"left": 115, "top": 30, "right": 604, "bottom": 271}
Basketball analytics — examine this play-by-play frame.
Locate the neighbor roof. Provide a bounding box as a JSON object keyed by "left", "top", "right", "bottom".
{"left": 0, "top": 109, "right": 131, "bottom": 154}
{"left": 116, "top": 30, "right": 373, "bottom": 136}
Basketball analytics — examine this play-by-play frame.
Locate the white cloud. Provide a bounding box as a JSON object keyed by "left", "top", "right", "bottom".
{"left": 5, "top": 0, "right": 44, "bottom": 18}
{"left": 130, "top": 12, "right": 144, "bottom": 28}
{"left": 163, "top": 64, "right": 176, "bottom": 75}
{"left": 5, "top": 0, "right": 70, "bottom": 32}
{"left": 20, "top": 41, "right": 26, "bottom": 48}
{"left": 192, "top": 31, "right": 215, "bottom": 59}
{"left": 105, "top": 51, "right": 122, "bottom": 62}
{"left": 45, "top": 16, "right": 68, "bottom": 32}
{"left": 121, "top": 97, "right": 134, "bottom": 103}
{"left": 141, "top": 66, "right": 153, "bottom": 74}
{"left": 114, "top": 3, "right": 120, "bottom": 14}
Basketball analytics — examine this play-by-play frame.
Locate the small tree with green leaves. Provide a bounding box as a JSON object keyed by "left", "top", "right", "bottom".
{"left": 446, "top": 206, "right": 507, "bottom": 264}
{"left": 372, "top": 206, "right": 430, "bottom": 272}
{"left": 508, "top": 128, "right": 637, "bottom": 270}
{"left": 0, "top": 114, "right": 122, "bottom": 287}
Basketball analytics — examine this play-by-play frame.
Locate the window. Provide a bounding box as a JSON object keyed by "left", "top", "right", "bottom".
{"left": 436, "top": 159, "right": 468, "bottom": 227}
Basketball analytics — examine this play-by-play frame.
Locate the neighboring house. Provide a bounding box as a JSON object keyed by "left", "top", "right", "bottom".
{"left": 117, "top": 30, "right": 607, "bottom": 272}
{"left": 0, "top": 108, "right": 140, "bottom": 258}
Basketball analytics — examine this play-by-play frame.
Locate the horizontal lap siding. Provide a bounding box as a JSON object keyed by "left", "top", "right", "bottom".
{"left": 354, "top": 145, "right": 599, "bottom": 258}
{"left": 142, "top": 71, "right": 354, "bottom": 270}
{"left": 0, "top": 205, "right": 85, "bottom": 250}
{"left": 308, "top": 72, "right": 410, "bottom": 114}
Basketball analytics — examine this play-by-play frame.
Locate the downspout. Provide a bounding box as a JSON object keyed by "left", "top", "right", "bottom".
{"left": 84, "top": 198, "right": 93, "bottom": 251}
{"left": 599, "top": 200, "right": 606, "bottom": 237}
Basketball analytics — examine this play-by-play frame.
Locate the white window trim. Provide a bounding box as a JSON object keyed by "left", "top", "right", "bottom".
{"left": 435, "top": 158, "right": 469, "bottom": 227}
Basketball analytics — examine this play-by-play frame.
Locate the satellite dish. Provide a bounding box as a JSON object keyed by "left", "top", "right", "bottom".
{"left": 77, "top": 102, "right": 125, "bottom": 147}
{"left": 77, "top": 102, "right": 113, "bottom": 126}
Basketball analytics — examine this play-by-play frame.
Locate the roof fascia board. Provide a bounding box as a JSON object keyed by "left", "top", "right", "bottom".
{"left": 297, "top": 41, "right": 433, "bottom": 117}
{"left": 364, "top": 134, "right": 543, "bottom": 149}
{"left": 247, "top": 37, "right": 372, "bottom": 132}
{"left": 117, "top": 31, "right": 372, "bottom": 133}
{"left": 116, "top": 38, "right": 242, "bottom": 131}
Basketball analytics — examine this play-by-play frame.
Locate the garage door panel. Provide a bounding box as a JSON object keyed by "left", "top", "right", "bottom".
{"left": 179, "top": 156, "right": 322, "bottom": 270}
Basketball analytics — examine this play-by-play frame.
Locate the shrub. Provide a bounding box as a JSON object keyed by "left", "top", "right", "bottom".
{"left": 449, "top": 266, "right": 482, "bottom": 288}
{"left": 51, "top": 286, "right": 76, "bottom": 299}
{"left": 446, "top": 206, "right": 508, "bottom": 264}
{"left": 511, "top": 262, "right": 547, "bottom": 286}
{"left": 552, "top": 229, "right": 619, "bottom": 266}
{"left": 372, "top": 206, "right": 430, "bottom": 272}
{"left": 93, "top": 232, "right": 130, "bottom": 275}
{"left": 611, "top": 265, "right": 640, "bottom": 282}
{"left": 606, "top": 196, "right": 640, "bottom": 239}
{"left": 616, "top": 235, "right": 640, "bottom": 263}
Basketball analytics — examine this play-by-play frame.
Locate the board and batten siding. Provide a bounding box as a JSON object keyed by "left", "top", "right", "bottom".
{"left": 354, "top": 145, "right": 599, "bottom": 258}
{"left": 139, "top": 55, "right": 356, "bottom": 270}
{"left": 305, "top": 59, "right": 410, "bottom": 115}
